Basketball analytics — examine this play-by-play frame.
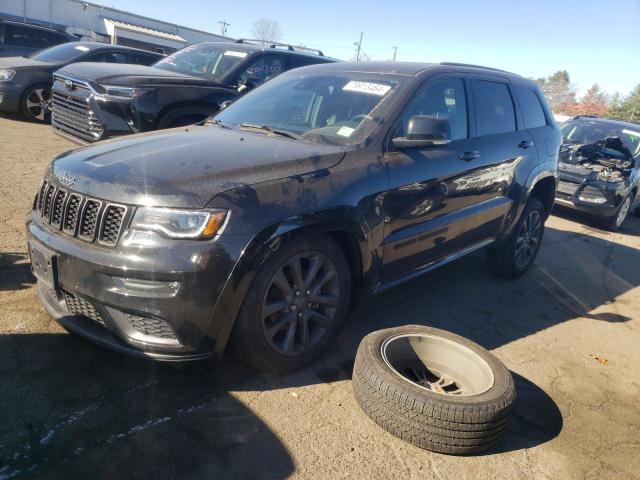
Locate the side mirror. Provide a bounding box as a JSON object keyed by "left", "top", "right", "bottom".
{"left": 392, "top": 115, "right": 451, "bottom": 149}
{"left": 220, "top": 100, "right": 233, "bottom": 110}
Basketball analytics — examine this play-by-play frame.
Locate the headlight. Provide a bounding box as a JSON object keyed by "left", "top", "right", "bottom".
{"left": 0, "top": 69, "right": 16, "bottom": 82}
{"left": 131, "top": 207, "right": 227, "bottom": 239}
{"left": 102, "top": 85, "right": 150, "bottom": 98}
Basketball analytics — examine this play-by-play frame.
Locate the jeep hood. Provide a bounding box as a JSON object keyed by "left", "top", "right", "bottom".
{"left": 57, "top": 62, "right": 225, "bottom": 88}
{"left": 47, "top": 126, "right": 346, "bottom": 208}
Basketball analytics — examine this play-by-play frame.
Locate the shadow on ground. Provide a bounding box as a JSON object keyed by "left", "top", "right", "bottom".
{"left": 0, "top": 223, "right": 638, "bottom": 477}
{"left": 0, "top": 253, "right": 35, "bottom": 292}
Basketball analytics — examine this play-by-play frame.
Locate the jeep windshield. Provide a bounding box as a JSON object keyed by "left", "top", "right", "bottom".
{"left": 561, "top": 120, "right": 640, "bottom": 157}
{"left": 153, "top": 43, "right": 248, "bottom": 81}
{"left": 213, "top": 71, "right": 402, "bottom": 146}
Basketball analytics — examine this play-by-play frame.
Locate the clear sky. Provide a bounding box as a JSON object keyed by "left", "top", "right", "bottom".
{"left": 103, "top": 0, "right": 639, "bottom": 96}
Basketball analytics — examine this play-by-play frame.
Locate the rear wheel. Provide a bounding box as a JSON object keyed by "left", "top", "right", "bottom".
{"left": 232, "top": 235, "right": 351, "bottom": 373}
{"left": 21, "top": 84, "right": 52, "bottom": 123}
{"left": 487, "top": 197, "right": 545, "bottom": 278}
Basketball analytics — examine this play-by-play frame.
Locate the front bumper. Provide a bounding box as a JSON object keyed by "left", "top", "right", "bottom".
{"left": 0, "top": 83, "right": 24, "bottom": 112}
{"left": 555, "top": 174, "right": 626, "bottom": 218}
{"left": 27, "top": 211, "right": 244, "bottom": 361}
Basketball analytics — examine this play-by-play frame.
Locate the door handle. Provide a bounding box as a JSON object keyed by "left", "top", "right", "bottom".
{"left": 518, "top": 140, "right": 534, "bottom": 149}
{"left": 459, "top": 151, "right": 480, "bottom": 161}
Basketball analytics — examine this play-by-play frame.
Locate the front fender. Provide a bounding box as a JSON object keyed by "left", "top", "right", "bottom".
{"left": 207, "top": 206, "right": 371, "bottom": 357}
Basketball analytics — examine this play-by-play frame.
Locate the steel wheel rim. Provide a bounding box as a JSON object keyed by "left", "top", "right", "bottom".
{"left": 381, "top": 334, "right": 495, "bottom": 397}
{"left": 26, "top": 88, "right": 51, "bottom": 121}
{"left": 616, "top": 197, "right": 631, "bottom": 227}
{"left": 515, "top": 210, "right": 542, "bottom": 269}
{"left": 261, "top": 251, "right": 340, "bottom": 356}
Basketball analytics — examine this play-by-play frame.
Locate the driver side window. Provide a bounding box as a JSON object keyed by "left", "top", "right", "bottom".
{"left": 237, "top": 56, "right": 284, "bottom": 86}
{"left": 399, "top": 78, "right": 468, "bottom": 141}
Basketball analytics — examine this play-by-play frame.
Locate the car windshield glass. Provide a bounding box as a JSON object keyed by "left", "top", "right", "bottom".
{"left": 214, "top": 71, "right": 401, "bottom": 146}
{"left": 561, "top": 120, "right": 640, "bottom": 157}
{"left": 29, "top": 43, "right": 91, "bottom": 62}
{"left": 153, "top": 43, "right": 248, "bottom": 81}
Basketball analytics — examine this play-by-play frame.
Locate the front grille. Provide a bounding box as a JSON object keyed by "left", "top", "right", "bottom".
{"left": 126, "top": 314, "right": 177, "bottom": 340}
{"left": 51, "top": 81, "right": 103, "bottom": 141}
{"left": 63, "top": 291, "right": 104, "bottom": 325}
{"left": 557, "top": 181, "right": 579, "bottom": 196}
{"left": 34, "top": 181, "right": 127, "bottom": 247}
{"left": 580, "top": 185, "right": 605, "bottom": 200}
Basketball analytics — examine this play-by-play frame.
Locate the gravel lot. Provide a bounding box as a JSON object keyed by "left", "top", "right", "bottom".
{"left": 1, "top": 115, "right": 639, "bottom": 479}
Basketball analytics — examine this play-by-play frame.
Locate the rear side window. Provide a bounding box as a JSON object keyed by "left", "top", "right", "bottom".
{"left": 86, "top": 52, "right": 129, "bottom": 64}
{"left": 128, "top": 52, "right": 159, "bottom": 65}
{"left": 516, "top": 87, "right": 547, "bottom": 129}
{"left": 399, "top": 78, "right": 468, "bottom": 141}
{"left": 473, "top": 80, "right": 516, "bottom": 135}
{"left": 5, "top": 25, "right": 51, "bottom": 49}
{"left": 47, "top": 31, "right": 69, "bottom": 46}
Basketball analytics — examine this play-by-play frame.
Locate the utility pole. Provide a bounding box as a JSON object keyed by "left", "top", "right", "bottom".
{"left": 354, "top": 32, "right": 363, "bottom": 62}
{"left": 218, "top": 20, "right": 230, "bottom": 36}
{"left": 392, "top": 46, "right": 398, "bottom": 62}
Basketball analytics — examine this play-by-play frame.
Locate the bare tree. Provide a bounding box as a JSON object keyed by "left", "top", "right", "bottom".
{"left": 251, "top": 18, "right": 282, "bottom": 45}
{"left": 537, "top": 70, "right": 577, "bottom": 115}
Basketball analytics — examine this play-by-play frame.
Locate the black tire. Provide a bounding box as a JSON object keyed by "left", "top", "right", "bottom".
{"left": 20, "top": 84, "right": 52, "bottom": 123}
{"left": 600, "top": 193, "right": 632, "bottom": 232}
{"left": 487, "top": 197, "right": 545, "bottom": 278}
{"left": 352, "top": 325, "right": 515, "bottom": 455}
{"left": 231, "top": 235, "right": 351, "bottom": 373}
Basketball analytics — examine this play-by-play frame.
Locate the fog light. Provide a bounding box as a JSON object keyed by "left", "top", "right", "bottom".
{"left": 578, "top": 196, "right": 607, "bottom": 204}
{"left": 110, "top": 277, "right": 180, "bottom": 298}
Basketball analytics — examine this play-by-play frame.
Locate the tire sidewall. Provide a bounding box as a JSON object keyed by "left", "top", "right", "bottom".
{"left": 233, "top": 235, "right": 351, "bottom": 371}
{"left": 356, "top": 325, "right": 513, "bottom": 408}
{"left": 508, "top": 198, "right": 546, "bottom": 275}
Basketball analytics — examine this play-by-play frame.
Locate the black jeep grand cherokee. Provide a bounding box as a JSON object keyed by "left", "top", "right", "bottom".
{"left": 50, "top": 39, "right": 335, "bottom": 143}
{"left": 28, "top": 61, "right": 561, "bottom": 372}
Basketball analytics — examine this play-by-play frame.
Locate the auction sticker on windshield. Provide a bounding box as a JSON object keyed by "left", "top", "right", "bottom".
{"left": 343, "top": 81, "right": 392, "bottom": 96}
{"left": 224, "top": 51, "right": 248, "bottom": 58}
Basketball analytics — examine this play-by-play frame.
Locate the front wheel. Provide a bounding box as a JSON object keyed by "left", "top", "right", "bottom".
{"left": 231, "top": 235, "right": 352, "bottom": 373}
{"left": 21, "top": 84, "right": 52, "bottom": 123}
{"left": 601, "top": 194, "right": 632, "bottom": 232}
{"left": 487, "top": 197, "right": 545, "bottom": 278}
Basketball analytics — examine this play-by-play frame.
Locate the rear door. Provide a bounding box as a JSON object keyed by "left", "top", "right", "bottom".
{"left": 513, "top": 84, "right": 556, "bottom": 165}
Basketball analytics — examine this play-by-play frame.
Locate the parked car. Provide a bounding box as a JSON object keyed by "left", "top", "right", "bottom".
{"left": 27, "top": 61, "right": 561, "bottom": 371}
{"left": 555, "top": 116, "right": 640, "bottom": 230}
{"left": 0, "top": 41, "right": 163, "bottom": 122}
{"left": 49, "top": 39, "right": 336, "bottom": 143}
{"left": 0, "top": 19, "right": 75, "bottom": 58}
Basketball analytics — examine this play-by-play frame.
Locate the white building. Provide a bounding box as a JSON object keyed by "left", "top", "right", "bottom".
{"left": 0, "top": 0, "right": 233, "bottom": 53}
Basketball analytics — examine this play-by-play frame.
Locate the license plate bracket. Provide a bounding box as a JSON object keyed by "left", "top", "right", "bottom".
{"left": 28, "top": 241, "right": 58, "bottom": 289}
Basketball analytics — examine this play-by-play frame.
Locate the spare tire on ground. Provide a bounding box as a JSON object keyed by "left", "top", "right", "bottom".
{"left": 352, "top": 325, "right": 516, "bottom": 455}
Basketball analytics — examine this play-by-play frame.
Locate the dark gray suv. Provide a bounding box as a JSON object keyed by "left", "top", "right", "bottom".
{"left": 27, "top": 61, "right": 561, "bottom": 372}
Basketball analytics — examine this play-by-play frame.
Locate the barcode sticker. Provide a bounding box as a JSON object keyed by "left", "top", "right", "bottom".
{"left": 337, "top": 126, "right": 355, "bottom": 137}
{"left": 343, "top": 81, "right": 391, "bottom": 96}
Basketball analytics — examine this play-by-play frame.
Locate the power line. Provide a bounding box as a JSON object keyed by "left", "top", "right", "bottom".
{"left": 218, "top": 20, "right": 230, "bottom": 36}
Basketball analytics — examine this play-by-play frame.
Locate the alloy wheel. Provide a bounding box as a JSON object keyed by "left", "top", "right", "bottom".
{"left": 515, "top": 210, "right": 542, "bottom": 269}
{"left": 616, "top": 197, "right": 631, "bottom": 228}
{"left": 25, "top": 88, "right": 51, "bottom": 121}
{"left": 261, "top": 252, "right": 340, "bottom": 356}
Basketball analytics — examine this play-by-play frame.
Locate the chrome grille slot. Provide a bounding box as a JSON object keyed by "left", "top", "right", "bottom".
{"left": 37, "top": 181, "right": 48, "bottom": 211}
{"left": 42, "top": 184, "right": 56, "bottom": 221}
{"left": 50, "top": 189, "right": 67, "bottom": 228}
{"left": 79, "top": 200, "right": 102, "bottom": 241}
{"left": 99, "top": 205, "right": 127, "bottom": 246}
{"left": 63, "top": 194, "right": 82, "bottom": 234}
{"left": 51, "top": 77, "right": 104, "bottom": 142}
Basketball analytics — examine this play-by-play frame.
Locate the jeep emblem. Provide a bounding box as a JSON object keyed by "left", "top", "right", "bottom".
{"left": 64, "top": 80, "right": 74, "bottom": 91}
{"left": 57, "top": 171, "right": 77, "bottom": 187}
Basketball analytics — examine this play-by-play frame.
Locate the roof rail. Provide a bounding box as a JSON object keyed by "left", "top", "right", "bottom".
{"left": 439, "top": 62, "right": 515, "bottom": 75}
{"left": 235, "top": 38, "right": 324, "bottom": 56}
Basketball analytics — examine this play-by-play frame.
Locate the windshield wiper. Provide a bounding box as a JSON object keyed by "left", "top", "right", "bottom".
{"left": 239, "top": 123, "right": 300, "bottom": 140}
{"left": 204, "top": 118, "right": 231, "bottom": 129}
